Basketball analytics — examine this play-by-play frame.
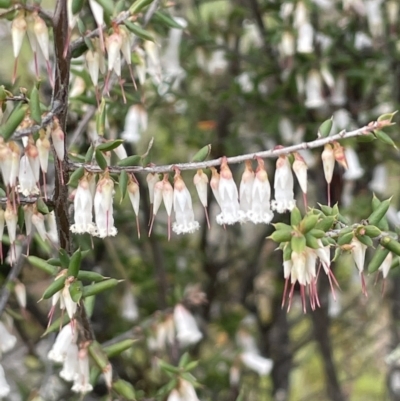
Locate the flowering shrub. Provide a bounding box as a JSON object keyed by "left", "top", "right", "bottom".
{"left": 0, "top": 0, "right": 399, "bottom": 400}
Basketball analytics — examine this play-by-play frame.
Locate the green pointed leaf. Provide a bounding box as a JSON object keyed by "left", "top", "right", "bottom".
{"left": 59, "top": 249, "right": 70, "bottom": 269}
{"left": 380, "top": 236, "right": 400, "bottom": 256}
{"left": 82, "top": 279, "right": 120, "bottom": 298}
{"left": 95, "top": 149, "right": 108, "bottom": 170}
{"left": 300, "top": 214, "right": 319, "bottom": 233}
{"left": 375, "top": 130, "right": 397, "bottom": 149}
{"left": 77, "top": 270, "right": 109, "bottom": 282}
{"left": 27, "top": 256, "right": 58, "bottom": 275}
{"left": 315, "top": 216, "right": 335, "bottom": 232}
{"left": 305, "top": 233, "right": 320, "bottom": 249}
{"left": 42, "top": 275, "right": 66, "bottom": 300}
{"left": 97, "top": 139, "right": 124, "bottom": 152}
{"left": 153, "top": 11, "right": 184, "bottom": 29}
{"left": 367, "top": 246, "right": 390, "bottom": 273}
{"left": 129, "top": 0, "right": 153, "bottom": 14}
{"left": 191, "top": 144, "right": 211, "bottom": 162}
{"left": 103, "top": 339, "right": 136, "bottom": 358}
{"left": 356, "top": 234, "right": 373, "bottom": 247}
{"left": 85, "top": 145, "right": 95, "bottom": 163}
{"left": 112, "top": 379, "right": 136, "bottom": 400}
{"left": 119, "top": 170, "right": 128, "bottom": 201}
{"left": 96, "top": 98, "right": 107, "bottom": 137}
{"left": 69, "top": 280, "right": 83, "bottom": 303}
{"left": 368, "top": 197, "right": 391, "bottom": 226}
{"left": 124, "top": 21, "right": 155, "bottom": 42}
{"left": 290, "top": 207, "right": 302, "bottom": 226}
{"left": 37, "top": 198, "right": 49, "bottom": 214}
{"left": 0, "top": 104, "right": 28, "bottom": 141}
{"left": 68, "top": 248, "right": 82, "bottom": 278}
{"left": 30, "top": 85, "right": 41, "bottom": 124}
{"left": 318, "top": 117, "right": 333, "bottom": 138}
{"left": 68, "top": 166, "right": 85, "bottom": 187}
{"left": 117, "top": 155, "right": 142, "bottom": 166}
{"left": 268, "top": 229, "right": 292, "bottom": 243}
{"left": 71, "top": 0, "right": 84, "bottom": 14}
{"left": 377, "top": 111, "right": 397, "bottom": 123}
{"left": 291, "top": 235, "right": 305, "bottom": 253}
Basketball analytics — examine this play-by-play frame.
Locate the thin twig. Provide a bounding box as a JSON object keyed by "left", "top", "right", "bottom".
{"left": 67, "top": 122, "right": 382, "bottom": 174}
{"left": 0, "top": 242, "right": 28, "bottom": 317}
{"left": 11, "top": 100, "right": 63, "bottom": 140}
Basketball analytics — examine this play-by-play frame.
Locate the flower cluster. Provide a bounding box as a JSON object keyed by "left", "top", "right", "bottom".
{"left": 47, "top": 323, "right": 93, "bottom": 394}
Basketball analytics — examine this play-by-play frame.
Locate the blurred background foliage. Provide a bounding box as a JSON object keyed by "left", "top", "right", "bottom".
{"left": 2, "top": 0, "right": 400, "bottom": 400}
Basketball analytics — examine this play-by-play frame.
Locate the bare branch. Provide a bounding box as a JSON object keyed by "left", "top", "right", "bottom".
{"left": 67, "top": 122, "right": 381, "bottom": 174}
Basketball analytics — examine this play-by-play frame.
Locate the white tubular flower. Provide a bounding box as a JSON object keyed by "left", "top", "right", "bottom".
{"left": 11, "top": 11, "right": 27, "bottom": 58}
{"left": 18, "top": 155, "right": 39, "bottom": 196}
{"left": 365, "top": 0, "right": 383, "bottom": 38}
{"left": 23, "top": 204, "right": 34, "bottom": 237}
{"left": 70, "top": 177, "right": 96, "bottom": 235}
{"left": 122, "top": 104, "right": 148, "bottom": 143}
{"left": 173, "top": 303, "right": 203, "bottom": 347}
{"left": 304, "top": 69, "right": 325, "bottom": 109}
{"left": 146, "top": 173, "right": 160, "bottom": 206}
{"left": 72, "top": 349, "right": 93, "bottom": 394}
{"left": 0, "top": 364, "right": 10, "bottom": 398}
{"left": 239, "top": 160, "right": 255, "bottom": 218}
{"left": 292, "top": 153, "right": 308, "bottom": 194}
{"left": 14, "top": 281, "right": 26, "bottom": 309}
{"left": 106, "top": 32, "right": 122, "bottom": 73}
{"left": 279, "top": 31, "right": 295, "bottom": 58}
{"left": 114, "top": 143, "right": 128, "bottom": 160}
{"left": 0, "top": 321, "right": 17, "bottom": 353}
{"left": 26, "top": 141, "right": 40, "bottom": 184}
{"left": 296, "top": 23, "right": 314, "bottom": 54}
{"left": 48, "top": 323, "right": 77, "bottom": 362}
{"left": 32, "top": 212, "right": 47, "bottom": 241}
{"left": 321, "top": 144, "right": 335, "bottom": 184}
{"left": 379, "top": 252, "right": 393, "bottom": 279}
{"left": 210, "top": 167, "right": 222, "bottom": 207}
{"left": 62, "top": 280, "right": 78, "bottom": 319}
{"left": 272, "top": 155, "right": 295, "bottom": 213}
{"left": 330, "top": 74, "right": 347, "bottom": 106}
{"left": 162, "top": 174, "right": 174, "bottom": 239}
{"left": 240, "top": 352, "right": 273, "bottom": 376}
{"left": 0, "top": 142, "right": 12, "bottom": 187}
{"left": 121, "top": 286, "right": 139, "bottom": 322}
{"left": 249, "top": 158, "right": 273, "bottom": 224}
{"left": 46, "top": 211, "right": 59, "bottom": 245}
{"left": 167, "top": 389, "right": 182, "bottom": 401}
{"left": 193, "top": 169, "right": 209, "bottom": 209}
{"left": 93, "top": 175, "right": 117, "bottom": 238}
{"left": 343, "top": 148, "right": 364, "bottom": 181}
{"left": 369, "top": 164, "right": 387, "bottom": 194}
{"left": 216, "top": 157, "right": 242, "bottom": 225}
{"left": 294, "top": 1, "right": 308, "bottom": 27}
{"left": 351, "top": 237, "right": 367, "bottom": 273}
{"left": 178, "top": 379, "right": 200, "bottom": 401}
{"left": 36, "top": 134, "right": 50, "bottom": 174}
{"left": 51, "top": 119, "right": 65, "bottom": 161}
{"left": 5, "top": 203, "right": 17, "bottom": 245}
{"left": 9, "top": 142, "right": 20, "bottom": 188}
{"left": 86, "top": 49, "right": 100, "bottom": 87}
{"left": 172, "top": 171, "right": 199, "bottom": 235}
{"left": 60, "top": 343, "right": 79, "bottom": 382}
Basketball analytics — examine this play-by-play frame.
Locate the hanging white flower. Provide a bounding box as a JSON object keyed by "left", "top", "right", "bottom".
{"left": 173, "top": 303, "right": 203, "bottom": 347}
{"left": 272, "top": 155, "right": 295, "bottom": 213}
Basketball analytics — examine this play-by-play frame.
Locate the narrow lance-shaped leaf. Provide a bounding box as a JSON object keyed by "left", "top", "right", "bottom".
{"left": 85, "top": 145, "right": 95, "bottom": 163}
{"left": 68, "top": 166, "right": 85, "bottom": 187}
{"left": 69, "top": 280, "right": 83, "bottom": 303}
{"left": 129, "top": 0, "right": 154, "bottom": 15}
{"left": 377, "top": 111, "right": 398, "bottom": 123}
{"left": 77, "top": 270, "right": 109, "bottom": 282}
{"left": 0, "top": 104, "right": 28, "bottom": 141}
{"left": 124, "top": 21, "right": 155, "bottom": 42}
{"left": 37, "top": 198, "right": 49, "bottom": 214}
{"left": 368, "top": 197, "right": 391, "bottom": 226}
{"left": 30, "top": 85, "right": 41, "bottom": 124}
{"left": 96, "top": 97, "right": 106, "bottom": 137}
{"left": 191, "top": 144, "right": 211, "bottom": 162}
{"left": 290, "top": 207, "right": 302, "bottom": 226}
{"left": 89, "top": 341, "right": 109, "bottom": 370}
{"left": 318, "top": 117, "right": 333, "bottom": 138}
{"left": 59, "top": 249, "right": 70, "bottom": 269}
{"left": 153, "top": 11, "right": 184, "bottom": 29}
{"left": 97, "top": 139, "right": 124, "bottom": 152}
{"left": 374, "top": 130, "right": 398, "bottom": 149}
{"left": 117, "top": 155, "right": 142, "bottom": 166}
{"left": 82, "top": 278, "right": 120, "bottom": 298}
{"left": 119, "top": 170, "right": 128, "bottom": 201}
{"left": 103, "top": 339, "right": 136, "bottom": 358}
{"left": 380, "top": 236, "right": 400, "bottom": 256}
{"left": 367, "top": 246, "right": 390, "bottom": 273}
{"left": 27, "top": 256, "right": 58, "bottom": 275}
{"left": 42, "top": 275, "right": 66, "bottom": 300}
{"left": 268, "top": 229, "right": 292, "bottom": 243}
{"left": 72, "top": 0, "right": 85, "bottom": 14}
{"left": 112, "top": 379, "right": 136, "bottom": 401}
{"left": 68, "top": 248, "right": 82, "bottom": 277}
{"left": 95, "top": 149, "right": 108, "bottom": 170}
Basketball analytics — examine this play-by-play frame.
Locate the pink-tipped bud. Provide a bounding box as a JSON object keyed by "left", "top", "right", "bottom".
{"left": 11, "top": 12, "right": 27, "bottom": 58}
{"left": 33, "top": 14, "right": 50, "bottom": 61}
{"left": 193, "top": 169, "right": 209, "bottom": 208}
{"left": 51, "top": 119, "right": 65, "bottom": 161}
{"left": 292, "top": 153, "right": 308, "bottom": 194}
{"left": 5, "top": 203, "right": 17, "bottom": 245}
{"left": 321, "top": 144, "right": 335, "bottom": 184}
{"left": 14, "top": 281, "right": 26, "bottom": 309}
{"left": 36, "top": 135, "right": 50, "bottom": 173}
{"left": 86, "top": 49, "right": 100, "bottom": 87}
{"left": 106, "top": 33, "right": 122, "bottom": 73}
{"left": 333, "top": 141, "right": 348, "bottom": 170}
